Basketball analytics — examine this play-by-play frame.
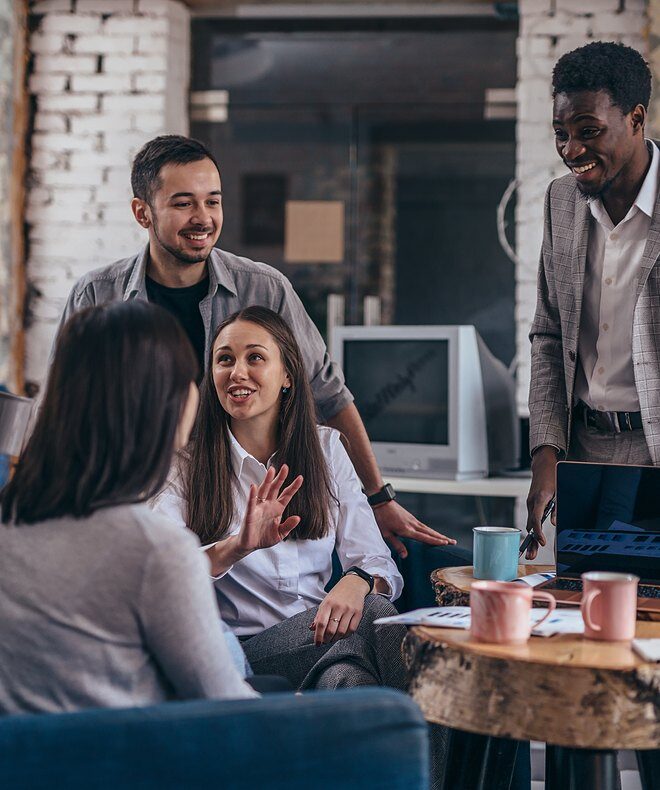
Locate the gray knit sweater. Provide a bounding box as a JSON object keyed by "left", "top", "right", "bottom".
{"left": 0, "top": 503, "right": 257, "bottom": 714}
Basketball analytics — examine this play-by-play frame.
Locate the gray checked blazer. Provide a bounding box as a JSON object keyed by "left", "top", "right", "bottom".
{"left": 528, "top": 145, "right": 660, "bottom": 465}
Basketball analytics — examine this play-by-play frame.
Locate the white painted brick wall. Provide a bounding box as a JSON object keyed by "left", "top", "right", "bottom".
{"left": 25, "top": 0, "right": 190, "bottom": 388}
{"left": 39, "top": 12, "right": 101, "bottom": 34}
{"left": 515, "top": 0, "right": 649, "bottom": 415}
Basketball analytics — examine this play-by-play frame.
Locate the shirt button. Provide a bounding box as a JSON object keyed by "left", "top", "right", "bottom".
{"left": 602, "top": 323, "right": 609, "bottom": 331}
{"left": 605, "top": 278, "right": 613, "bottom": 285}
{"left": 598, "top": 366, "right": 605, "bottom": 375}
{"left": 610, "top": 233, "right": 619, "bottom": 241}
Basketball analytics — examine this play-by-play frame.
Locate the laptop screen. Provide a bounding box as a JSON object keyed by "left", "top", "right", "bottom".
{"left": 556, "top": 461, "right": 660, "bottom": 584}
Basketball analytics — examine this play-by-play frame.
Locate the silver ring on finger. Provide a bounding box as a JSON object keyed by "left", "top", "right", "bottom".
{"left": 330, "top": 617, "right": 340, "bottom": 623}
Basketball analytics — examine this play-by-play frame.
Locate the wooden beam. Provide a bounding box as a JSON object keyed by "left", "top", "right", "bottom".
{"left": 10, "top": 0, "right": 28, "bottom": 394}
{"left": 184, "top": 0, "right": 508, "bottom": 13}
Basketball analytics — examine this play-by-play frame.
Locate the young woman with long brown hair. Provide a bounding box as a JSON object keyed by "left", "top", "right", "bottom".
{"left": 0, "top": 301, "right": 301, "bottom": 713}
{"left": 153, "top": 306, "right": 406, "bottom": 691}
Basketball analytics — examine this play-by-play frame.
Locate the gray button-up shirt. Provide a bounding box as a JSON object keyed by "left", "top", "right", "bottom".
{"left": 57, "top": 245, "right": 352, "bottom": 421}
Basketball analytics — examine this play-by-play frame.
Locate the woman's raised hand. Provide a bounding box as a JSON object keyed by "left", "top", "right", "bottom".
{"left": 235, "top": 465, "right": 303, "bottom": 555}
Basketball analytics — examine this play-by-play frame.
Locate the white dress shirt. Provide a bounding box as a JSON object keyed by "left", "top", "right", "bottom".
{"left": 152, "top": 426, "right": 403, "bottom": 636}
{"left": 575, "top": 140, "right": 659, "bottom": 412}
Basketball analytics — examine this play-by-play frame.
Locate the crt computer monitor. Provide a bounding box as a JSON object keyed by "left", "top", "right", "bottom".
{"left": 332, "top": 325, "right": 519, "bottom": 480}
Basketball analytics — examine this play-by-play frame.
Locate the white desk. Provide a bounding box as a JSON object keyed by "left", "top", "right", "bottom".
{"left": 389, "top": 473, "right": 556, "bottom": 565}
{"left": 388, "top": 475, "right": 530, "bottom": 498}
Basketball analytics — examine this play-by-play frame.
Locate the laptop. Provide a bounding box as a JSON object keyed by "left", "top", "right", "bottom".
{"left": 537, "top": 461, "right": 660, "bottom": 614}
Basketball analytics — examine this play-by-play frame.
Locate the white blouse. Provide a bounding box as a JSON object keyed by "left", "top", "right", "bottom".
{"left": 152, "top": 426, "right": 403, "bottom": 636}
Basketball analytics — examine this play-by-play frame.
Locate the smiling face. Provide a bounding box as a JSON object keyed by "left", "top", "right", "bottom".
{"left": 133, "top": 158, "right": 223, "bottom": 265}
{"left": 553, "top": 89, "right": 646, "bottom": 198}
{"left": 212, "top": 319, "right": 291, "bottom": 429}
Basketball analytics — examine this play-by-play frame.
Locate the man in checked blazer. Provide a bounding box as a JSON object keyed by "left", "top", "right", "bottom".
{"left": 525, "top": 42, "right": 660, "bottom": 558}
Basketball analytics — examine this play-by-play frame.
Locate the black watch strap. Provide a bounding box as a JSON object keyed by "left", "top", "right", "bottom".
{"left": 342, "top": 566, "right": 374, "bottom": 594}
{"left": 366, "top": 483, "right": 396, "bottom": 508}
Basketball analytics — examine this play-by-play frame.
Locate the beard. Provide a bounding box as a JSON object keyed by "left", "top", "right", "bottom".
{"left": 573, "top": 158, "right": 627, "bottom": 200}
{"left": 575, "top": 175, "right": 615, "bottom": 199}
{"left": 152, "top": 215, "right": 213, "bottom": 265}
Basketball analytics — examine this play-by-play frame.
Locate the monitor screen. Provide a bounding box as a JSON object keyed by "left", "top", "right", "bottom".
{"left": 343, "top": 339, "right": 449, "bottom": 445}
{"left": 556, "top": 462, "right": 660, "bottom": 583}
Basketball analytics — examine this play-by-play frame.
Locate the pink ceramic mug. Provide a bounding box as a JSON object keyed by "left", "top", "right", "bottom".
{"left": 470, "top": 580, "right": 557, "bottom": 645}
{"left": 581, "top": 572, "right": 639, "bottom": 642}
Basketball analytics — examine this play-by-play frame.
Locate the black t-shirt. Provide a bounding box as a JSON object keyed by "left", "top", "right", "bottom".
{"left": 145, "top": 276, "right": 209, "bottom": 373}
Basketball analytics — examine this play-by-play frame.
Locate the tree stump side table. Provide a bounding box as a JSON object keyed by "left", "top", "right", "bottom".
{"left": 403, "top": 621, "right": 660, "bottom": 790}
{"left": 431, "top": 564, "right": 554, "bottom": 607}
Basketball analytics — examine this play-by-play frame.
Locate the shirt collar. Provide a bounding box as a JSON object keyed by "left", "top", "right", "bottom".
{"left": 228, "top": 429, "right": 277, "bottom": 477}
{"left": 207, "top": 248, "right": 238, "bottom": 297}
{"left": 125, "top": 245, "right": 150, "bottom": 300}
{"left": 634, "top": 139, "right": 659, "bottom": 218}
{"left": 124, "top": 245, "right": 238, "bottom": 300}
{"left": 588, "top": 139, "right": 659, "bottom": 226}
{"left": 228, "top": 429, "right": 251, "bottom": 477}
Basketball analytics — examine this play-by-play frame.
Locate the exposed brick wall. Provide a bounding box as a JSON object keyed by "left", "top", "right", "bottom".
{"left": 25, "top": 0, "right": 190, "bottom": 391}
{"left": 515, "top": 0, "right": 648, "bottom": 414}
{"left": 17, "top": 0, "right": 654, "bottom": 395}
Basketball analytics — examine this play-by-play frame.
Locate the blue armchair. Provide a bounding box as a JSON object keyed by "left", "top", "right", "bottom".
{"left": 0, "top": 688, "right": 429, "bottom": 789}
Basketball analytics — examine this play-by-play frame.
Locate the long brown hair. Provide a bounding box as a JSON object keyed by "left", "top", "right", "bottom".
{"left": 1, "top": 302, "right": 198, "bottom": 524}
{"left": 185, "top": 306, "right": 335, "bottom": 543}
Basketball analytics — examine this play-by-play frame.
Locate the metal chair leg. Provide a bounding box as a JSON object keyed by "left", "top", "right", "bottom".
{"left": 441, "top": 728, "right": 519, "bottom": 790}
{"left": 546, "top": 745, "right": 619, "bottom": 790}
{"left": 636, "top": 749, "right": 660, "bottom": 790}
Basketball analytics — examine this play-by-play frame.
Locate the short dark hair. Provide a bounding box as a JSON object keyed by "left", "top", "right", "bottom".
{"left": 552, "top": 41, "right": 652, "bottom": 113}
{"left": 131, "top": 134, "right": 221, "bottom": 204}
{"left": 2, "top": 301, "right": 198, "bottom": 524}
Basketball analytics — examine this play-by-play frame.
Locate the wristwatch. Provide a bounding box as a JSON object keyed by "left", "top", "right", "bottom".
{"left": 342, "top": 566, "right": 375, "bottom": 594}
{"left": 367, "top": 483, "right": 396, "bottom": 508}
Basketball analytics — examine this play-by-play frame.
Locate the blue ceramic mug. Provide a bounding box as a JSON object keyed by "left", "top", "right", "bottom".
{"left": 473, "top": 526, "right": 521, "bottom": 581}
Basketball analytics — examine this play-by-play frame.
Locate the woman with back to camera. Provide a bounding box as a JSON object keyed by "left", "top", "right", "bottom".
{"left": 152, "top": 306, "right": 407, "bottom": 691}
{"left": 0, "top": 301, "right": 302, "bottom": 714}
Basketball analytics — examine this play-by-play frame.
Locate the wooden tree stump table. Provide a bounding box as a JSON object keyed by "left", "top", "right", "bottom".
{"left": 404, "top": 620, "right": 660, "bottom": 790}
{"left": 431, "top": 564, "right": 554, "bottom": 607}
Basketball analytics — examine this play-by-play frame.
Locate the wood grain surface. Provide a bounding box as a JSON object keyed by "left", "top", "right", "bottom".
{"left": 431, "top": 565, "right": 554, "bottom": 606}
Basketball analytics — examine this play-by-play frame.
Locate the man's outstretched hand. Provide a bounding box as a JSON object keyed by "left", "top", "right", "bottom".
{"left": 373, "top": 500, "right": 456, "bottom": 559}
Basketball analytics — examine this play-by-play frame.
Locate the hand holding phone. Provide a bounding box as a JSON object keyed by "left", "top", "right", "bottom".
{"left": 520, "top": 497, "right": 555, "bottom": 557}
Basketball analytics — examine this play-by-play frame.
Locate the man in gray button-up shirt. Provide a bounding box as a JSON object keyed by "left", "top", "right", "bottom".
{"left": 57, "top": 135, "right": 454, "bottom": 556}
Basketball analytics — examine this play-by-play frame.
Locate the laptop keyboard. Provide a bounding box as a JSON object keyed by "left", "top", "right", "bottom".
{"left": 546, "top": 578, "right": 660, "bottom": 599}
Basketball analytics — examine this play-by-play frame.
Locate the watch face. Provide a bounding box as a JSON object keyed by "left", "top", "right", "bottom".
{"left": 383, "top": 484, "right": 395, "bottom": 498}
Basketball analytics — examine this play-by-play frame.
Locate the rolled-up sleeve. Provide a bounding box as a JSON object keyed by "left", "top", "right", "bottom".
{"left": 329, "top": 431, "right": 403, "bottom": 601}
{"left": 276, "top": 278, "right": 353, "bottom": 421}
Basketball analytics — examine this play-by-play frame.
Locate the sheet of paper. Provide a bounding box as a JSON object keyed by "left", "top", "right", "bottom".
{"left": 374, "top": 606, "right": 472, "bottom": 629}
{"left": 375, "top": 605, "right": 584, "bottom": 637}
{"left": 632, "top": 638, "right": 660, "bottom": 662}
{"left": 512, "top": 572, "right": 556, "bottom": 587}
{"left": 529, "top": 608, "right": 584, "bottom": 636}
